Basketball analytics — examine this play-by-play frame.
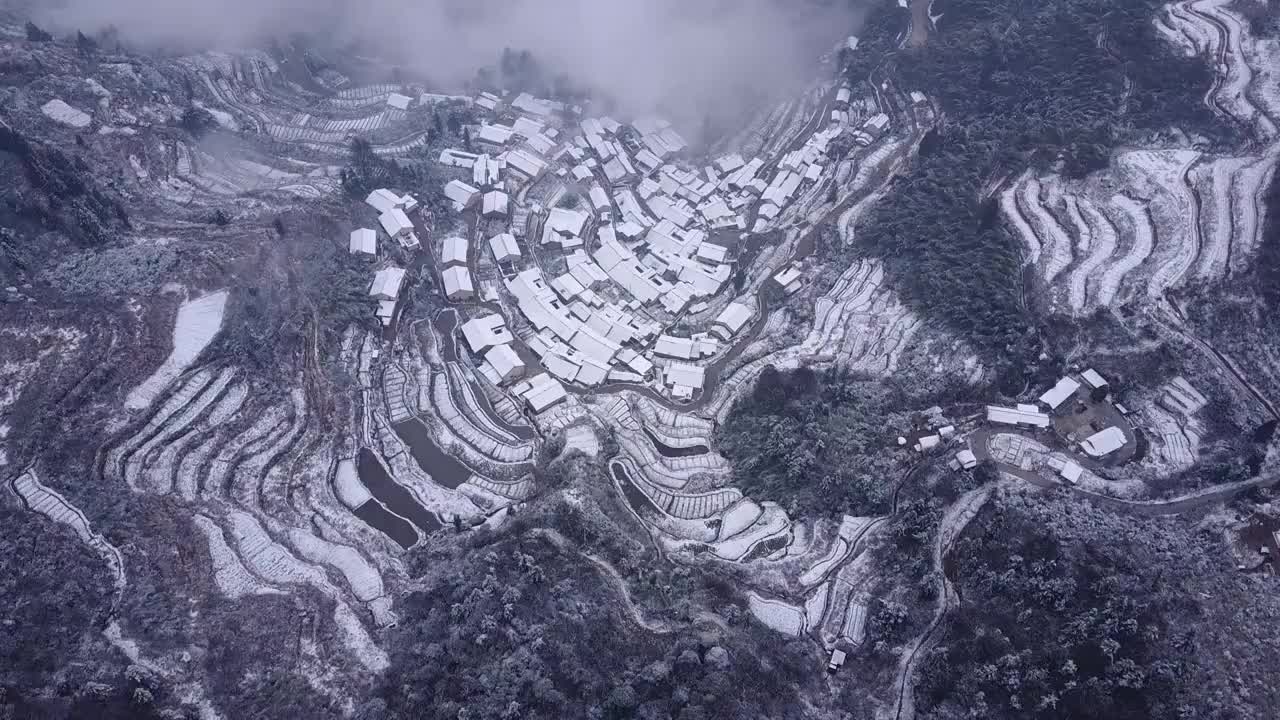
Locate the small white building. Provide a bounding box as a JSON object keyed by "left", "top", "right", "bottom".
{"left": 369, "top": 267, "right": 406, "bottom": 301}
{"left": 484, "top": 344, "right": 526, "bottom": 384}
{"left": 774, "top": 265, "right": 803, "bottom": 294}
{"left": 955, "top": 449, "right": 978, "bottom": 470}
{"left": 488, "top": 232, "right": 521, "bottom": 263}
{"left": 1081, "top": 368, "right": 1109, "bottom": 390}
{"left": 472, "top": 154, "right": 503, "bottom": 188}
{"left": 444, "top": 180, "right": 480, "bottom": 211}
{"left": 914, "top": 435, "right": 941, "bottom": 452}
{"left": 442, "top": 266, "right": 475, "bottom": 301}
{"left": 366, "top": 188, "right": 402, "bottom": 215}
{"left": 1039, "top": 376, "right": 1081, "bottom": 411}
{"left": 712, "top": 302, "right": 753, "bottom": 340}
{"left": 482, "top": 191, "right": 510, "bottom": 219}
{"left": 1080, "top": 426, "right": 1126, "bottom": 457}
{"left": 654, "top": 335, "right": 696, "bottom": 360}
{"left": 663, "top": 362, "right": 706, "bottom": 398}
{"left": 513, "top": 373, "right": 568, "bottom": 412}
{"left": 379, "top": 208, "right": 414, "bottom": 239}
{"left": 1058, "top": 460, "right": 1083, "bottom": 484}
{"left": 349, "top": 228, "right": 377, "bottom": 256}
{"left": 828, "top": 649, "right": 847, "bottom": 673}
{"left": 986, "top": 405, "right": 1051, "bottom": 428}
{"left": 460, "top": 314, "right": 513, "bottom": 354}
{"left": 442, "top": 236, "right": 469, "bottom": 267}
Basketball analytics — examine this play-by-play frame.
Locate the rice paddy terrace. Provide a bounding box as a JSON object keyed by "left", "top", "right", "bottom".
{"left": 3, "top": 0, "right": 1280, "bottom": 716}
{"left": 1003, "top": 0, "right": 1280, "bottom": 319}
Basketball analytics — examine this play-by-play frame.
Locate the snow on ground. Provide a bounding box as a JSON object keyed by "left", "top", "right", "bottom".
{"left": 562, "top": 424, "right": 600, "bottom": 457}
{"left": 747, "top": 591, "right": 806, "bottom": 636}
{"left": 332, "top": 602, "right": 390, "bottom": 673}
{"left": 1019, "top": 177, "right": 1073, "bottom": 283}
{"left": 712, "top": 503, "right": 789, "bottom": 561}
{"left": 126, "top": 290, "right": 228, "bottom": 410}
{"left": 41, "top": 98, "right": 92, "bottom": 128}
{"left": 800, "top": 537, "right": 850, "bottom": 587}
{"left": 804, "top": 583, "right": 830, "bottom": 629}
{"left": 998, "top": 170, "right": 1039, "bottom": 263}
{"left": 193, "top": 514, "right": 281, "bottom": 600}
{"left": 333, "top": 458, "right": 373, "bottom": 509}
{"left": 1098, "top": 195, "right": 1155, "bottom": 307}
{"left": 285, "top": 528, "right": 386, "bottom": 604}
{"left": 717, "top": 498, "right": 763, "bottom": 541}
{"left": 13, "top": 470, "right": 127, "bottom": 592}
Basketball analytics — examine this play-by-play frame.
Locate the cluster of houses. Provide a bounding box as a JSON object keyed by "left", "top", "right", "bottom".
{"left": 982, "top": 367, "right": 1130, "bottom": 476}
{"left": 417, "top": 83, "right": 883, "bottom": 405}
{"left": 350, "top": 188, "right": 425, "bottom": 326}
{"left": 348, "top": 77, "right": 892, "bottom": 408}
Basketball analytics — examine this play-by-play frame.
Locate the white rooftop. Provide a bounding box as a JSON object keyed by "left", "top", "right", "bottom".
{"left": 1080, "top": 426, "right": 1126, "bottom": 457}
{"left": 349, "top": 228, "right": 376, "bottom": 255}
{"left": 1039, "top": 376, "right": 1081, "bottom": 410}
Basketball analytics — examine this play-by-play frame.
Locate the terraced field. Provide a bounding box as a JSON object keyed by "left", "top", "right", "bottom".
{"left": 998, "top": 0, "right": 1280, "bottom": 317}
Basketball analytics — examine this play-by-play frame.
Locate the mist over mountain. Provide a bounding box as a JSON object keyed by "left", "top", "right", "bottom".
{"left": 24, "top": 0, "right": 866, "bottom": 131}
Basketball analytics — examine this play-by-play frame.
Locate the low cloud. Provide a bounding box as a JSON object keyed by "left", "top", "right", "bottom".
{"left": 26, "top": 0, "right": 865, "bottom": 131}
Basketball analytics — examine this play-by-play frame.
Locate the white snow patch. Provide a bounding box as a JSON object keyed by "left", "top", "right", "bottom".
{"left": 41, "top": 99, "right": 92, "bottom": 128}
{"left": 193, "top": 515, "right": 282, "bottom": 600}
{"left": 747, "top": 592, "right": 806, "bottom": 636}
{"left": 126, "top": 290, "right": 228, "bottom": 410}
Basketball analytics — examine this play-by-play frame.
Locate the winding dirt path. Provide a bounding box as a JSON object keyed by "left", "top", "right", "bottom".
{"left": 532, "top": 528, "right": 675, "bottom": 634}
{"left": 885, "top": 484, "right": 994, "bottom": 720}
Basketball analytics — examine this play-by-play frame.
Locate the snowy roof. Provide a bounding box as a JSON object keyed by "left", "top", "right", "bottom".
{"left": 439, "top": 149, "right": 480, "bottom": 168}
{"left": 369, "top": 267, "right": 406, "bottom": 300}
{"left": 488, "top": 232, "right": 521, "bottom": 262}
{"left": 664, "top": 362, "right": 705, "bottom": 390}
{"left": 1039, "top": 376, "right": 1081, "bottom": 410}
{"left": 477, "top": 124, "right": 515, "bottom": 146}
{"left": 366, "top": 188, "right": 401, "bottom": 214}
{"left": 696, "top": 242, "right": 729, "bottom": 264}
{"left": 442, "top": 266, "right": 474, "bottom": 298}
{"left": 1081, "top": 427, "right": 1126, "bottom": 457}
{"left": 473, "top": 154, "right": 503, "bottom": 187}
{"left": 379, "top": 208, "right": 414, "bottom": 238}
{"left": 985, "top": 405, "right": 1051, "bottom": 428}
{"left": 588, "top": 186, "right": 611, "bottom": 213}
{"left": 1059, "top": 461, "right": 1083, "bottom": 482}
{"left": 512, "top": 93, "right": 555, "bottom": 117}
{"left": 41, "top": 98, "right": 92, "bottom": 128}
{"left": 655, "top": 335, "right": 696, "bottom": 360}
{"left": 442, "top": 236, "right": 469, "bottom": 266}
{"left": 714, "top": 302, "right": 753, "bottom": 335}
{"left": 547, "top": 207, "right": 589, "bottom": 236}
{"left": 485, "top": 344, "right": 525, "bottom": 381}
{"left": 444, "top": 180, "right": 480, "bottom": 210}
{"left": 512, "top": 116, "right": 544, "bottom": 138}
{"left": 1081, "top": 368, "right": 1108, "bottom": 388}
{"left": 349, "top": 228, "right": 377, "bottom": 255}
{"left": 460, "top": 314, "right": 512, "bottom": 354}
{"left": 774, "top": 266, "right": 803, "bottom": 290}
{"left": 513, "top": 373, "right": 567, "bottom": 412}
{"left": 504, "top": 149, "right": 548, "bottom": 178}
{"left": 483, "top": 191, "right": 510, "bottom": 217}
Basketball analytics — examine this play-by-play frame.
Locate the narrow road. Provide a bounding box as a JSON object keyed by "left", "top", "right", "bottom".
{"left": 1157, "top": 299, "right": 1279, "bottom": 420}
{"left": 532, "top": 528, "right": 674, "bottom": 634}
{"left": 886, "top": 484, "right": 994, "bottom": 720}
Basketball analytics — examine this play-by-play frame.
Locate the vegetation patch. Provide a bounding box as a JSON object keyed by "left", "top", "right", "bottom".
{"left": 844, "top": 0, "right": 1233, "bottom": 365}
{"left": 716, "top": 366, "right": 915, "bottom": 519}
{"left": 917, "top": 489, "right": 1280, "bottom": 719}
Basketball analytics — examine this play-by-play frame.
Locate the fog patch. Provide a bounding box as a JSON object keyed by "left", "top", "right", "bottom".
{"left": 25, "top": 0, "right": 865, "bottom": 132}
